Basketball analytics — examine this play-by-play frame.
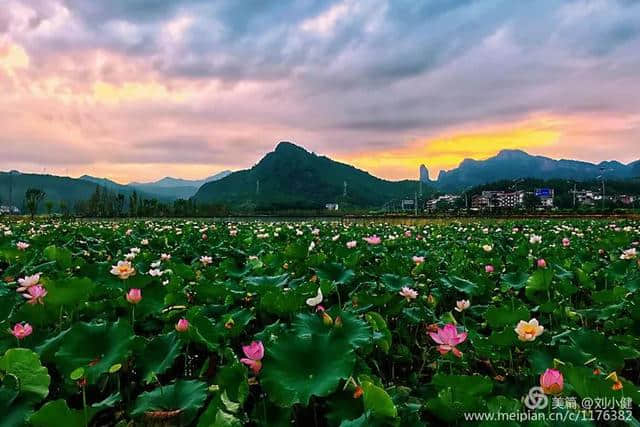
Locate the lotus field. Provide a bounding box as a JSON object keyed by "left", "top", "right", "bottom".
{"left": 1, "top": 218, "right": 640, "bottom": 426}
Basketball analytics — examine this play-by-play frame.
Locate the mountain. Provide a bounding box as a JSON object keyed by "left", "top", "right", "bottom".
{"left": 0, "top": 171, "right": 115, "bottom": 211}
{"left": 419, "top": 164, "right": 430, "bottom": 183}
{"left": 129, "top": 170, "right": 232, "bottom": 199}
{"left": 80, "top": 175, "right": 130, "bottom": 191}
{"left": 435, "top": 149, "right": 640, "bottom": 191}
{"left": 193, "top": 142, "right": 428, "bottom": 210}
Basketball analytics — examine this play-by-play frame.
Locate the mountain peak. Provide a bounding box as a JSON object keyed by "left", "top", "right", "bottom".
{"left": 419, "top": 164, "right": 430, "bottom": 182}
{"left": 275, "top": 141, "right": 307, "bottom": 153}
{"left": 496, "top": 149, "right": 530, "bottom": 158}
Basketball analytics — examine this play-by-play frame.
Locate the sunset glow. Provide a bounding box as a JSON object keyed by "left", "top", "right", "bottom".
{"left": 1, "top": 1, "right": 639, "bottom": 183}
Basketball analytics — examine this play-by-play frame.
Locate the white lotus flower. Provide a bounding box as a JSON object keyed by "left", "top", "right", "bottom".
{"left": 306, "top": 287, "right": 323, "bottom": 307}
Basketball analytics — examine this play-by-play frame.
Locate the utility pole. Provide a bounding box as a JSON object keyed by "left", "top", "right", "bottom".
{"left": 414, "top": 191, "right": 418, "bottom": 216}
{"left": 256, "top": 179, "right": 260, "bottom": 195}
{"left": 343, "top": 181, "right": 347, "bottom": 197}
{"left": 8, "top": 171, "right": 12, "bottom": 211}
{"left": 599, "top": 167, "right": 605, "bottom": 211}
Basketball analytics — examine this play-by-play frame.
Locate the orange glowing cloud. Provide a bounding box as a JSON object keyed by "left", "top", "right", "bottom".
{"left": 91, "top": 81, "right": 193, "bottom": 104}
{"left": 338, "top": 118, "right": 563, "bottom": 180}
{"left": 0, "top": 40, "right": 29, "bottom": 74}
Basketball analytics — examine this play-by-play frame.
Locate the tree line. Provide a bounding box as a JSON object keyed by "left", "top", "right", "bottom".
{"left": 16, "top": 186, "right": 230, "bottom": 218}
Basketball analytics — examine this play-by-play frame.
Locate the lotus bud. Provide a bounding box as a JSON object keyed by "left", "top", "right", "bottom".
{"left": 540, "top": 369, "right": 564, "bottom": 395}
{"left": 322, "top": 312, "right": 333, "bottom": 326}
{"left": 175, "top": 318, "right": 189, "bottom": 332}
{"left": 426, "top": 294, "right": 436, "bottom": 307}
{"left": 334, "top": 316, "right": 343, "bottom": 328}
{"left": 353, "top": 386, "right": 363, "bottom": 399}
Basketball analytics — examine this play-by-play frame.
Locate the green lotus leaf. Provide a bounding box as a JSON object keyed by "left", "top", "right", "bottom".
{"left": 440, "top": 275, "right": 480, "bottom": 295}
{"left": 500, "top": 272, "right": 529, "bottom": 290}
{"left": 525, "top": 268, "right": 553, "bottom": 300}
{"left": 29, "top": 400, "right": 86, "bottom": 427}
{"left": 293, "top": 312, "right": 371, "bottom": 350}
{"left": 485, "top": 304, "right": 530, "bottom": 328}
{"left": 379, "top": 274, "right": 413, "bottom": 291}
{"left": 259, "top": 288, "right": 306, "bottom": 316}
{"left": 43, "top": 245, "right": 73, "bottom": 269}
{"left": 130, "top": 283, "right": 167, "bottom": 319}
{"left": 558, "top": 329, "right": 626, "bottom": 371}
{"left": 361, "top": 381, "right": 397, "bottom": 418}
{"left": 0, "top": 348, "right": 50, "bottom": 402}
{"left": 365, "top": 312, "right": 391, "bottom": 353}
{"left": 52, "top": 319, "right": 134, "bottom": 382}
{"left": 131, "top": 380, "right": 208, "bottom": 424}
{"left": 197, "top": 391, "right": 243, "bottom": 427}
{"left": 0, "top": 375, "right": 32, "bottom": 427}
{"left": 42, "top": 277, "right": 95, "bottom": 307}
{"left": 261, "top": 312, "right": 369, "bottom": 407}
{"left": 315, "top": 263, "right": 355, "bottom": 285}
{"left": 214, "top": 359, "right": 249, "bottom": 404}
{"left": 135, "top": 332, "right": 183, "bottom": 384}
{"left": 245, "top": 274, "right": 290, "bottom": 290}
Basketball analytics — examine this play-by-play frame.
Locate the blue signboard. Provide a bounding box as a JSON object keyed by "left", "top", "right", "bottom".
{"left": 535, "top": 188, "right": 553, "bottom": 197}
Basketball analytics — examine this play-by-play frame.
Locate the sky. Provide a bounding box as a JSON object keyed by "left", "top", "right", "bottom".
{"left": 1, "top": 0, "right": 639, "bottom": 183}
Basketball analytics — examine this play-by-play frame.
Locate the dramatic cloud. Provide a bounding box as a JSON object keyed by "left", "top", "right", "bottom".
{"left": 1, "top": 0, "right": 639, "bottom": 182}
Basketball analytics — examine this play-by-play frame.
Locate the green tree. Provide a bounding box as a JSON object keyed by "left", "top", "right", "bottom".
{"left": 45, "top": 200, "right": 54, "bottom": 216}
{"left": 24, "top": 188, "right": 46, "bottom": 218}
{"left": 523, "top": 193, "right": 540, "bottom": 211}
{"left": 129, "top": 191, "right": 138, "bottom": 217}
{"left": 59, "top": 200, "right": 69, "bottom": 217}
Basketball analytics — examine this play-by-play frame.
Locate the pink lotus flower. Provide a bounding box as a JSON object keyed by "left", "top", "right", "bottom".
{"left": 485, "top": 264, "right": 494, "bottom": 273}
{"left": 110, "top": 260, "right": 136, "bottom": 280}
{"left": 399, "top": 286, "right": 418, "bottom": 301}
{"left": 346, "top": 241, "right": 357, "bottom": 249}
{"left": 175, "top": 318, "right": 189, "bottom": 332}
{"left": 404, "top": 230, "right": 412, "bottom": 237}
{"left": 200, "top": 256, "right": 213, "bottom": 266}
{"left": 540, "top": 369, "right": 564, "bottom": 395}
{"left": 17, "top": 273, "right": 41, "bottom": 292}
{"left": 562, "top": 238, "right": 570, "bottom": 247}
{"left": 240, "top": 341, "right": 264, "bottom": 374}
{"left": 126, "top": 288, "right": 142, "bottom": 304}
{"left": 363, "top": 235, "right": 381, "bottom": 245}
{"left": 429, "top": 324, "right": 467, "bottom": 358}
{"left": 10, "top": 323, "right": 32, "bottom": 340}
{"left": 412, "top": 256, "right": 425, "bottom": 265}
{"left": 515, "top": 318, "right": 544, "bottom": 341}
{"left": 537, "top": 258, "right": 547, "bottom": 268}
{"left": 23, "top": 285, "right": 47, "bottom": 305}
{"left": 16, "top": 242, "right": 29, "bottom": 251}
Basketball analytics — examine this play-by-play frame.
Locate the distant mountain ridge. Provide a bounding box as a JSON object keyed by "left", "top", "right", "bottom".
{"left": 127, "top": 170, "right": 232, "bottom": 199}
{"left": 433, "top": 149, "right": 640, "bottom": 191}
{"left": 129, "top": 170, "right": 232, "bottom": 188}
{"left": 79, "top": 170, "right": 232, "bottom": 199}
{"left": 193, "top": 141, "right": 427, "bottom": 209}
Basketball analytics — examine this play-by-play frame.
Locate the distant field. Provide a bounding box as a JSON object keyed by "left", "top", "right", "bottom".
{"left": 1, "top": 218, "right": 639, "bottom": 425}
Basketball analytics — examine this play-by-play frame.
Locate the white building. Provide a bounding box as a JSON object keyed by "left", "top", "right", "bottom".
{"left": 0, "top": 205, "right": 20, "bottom": 214}
{"left": 426, "top": 195, "right": 460, "bottom": 212}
